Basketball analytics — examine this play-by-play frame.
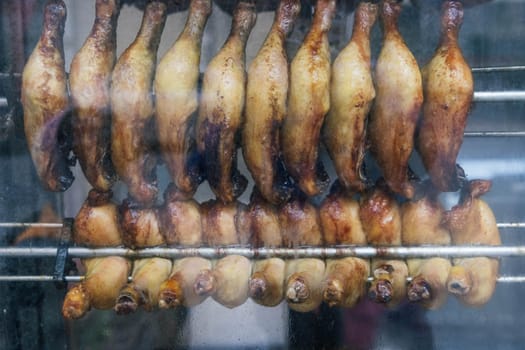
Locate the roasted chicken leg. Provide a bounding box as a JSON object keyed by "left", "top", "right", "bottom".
{"left": 70, "top": 0, "right": 119, "bottom": 192}
{"left": 201, "top": 199, "right": 251, "bottom": 246}
{"left": 368, "top": 0, "right": 423, "bottom": 199}
{"left": 242, "top": 0, "right": 300, "bottom": 204}
{"left": 22, "top": 0, "right": 74, "bottom": 191}
{"left": 444, "top": 180, "right": 501, "bottom": 306}
{"left": 417, "top": 1, "right": 474, "bottom": 192}
{"left": 279, "top": 191, "right": 323, "bottom": 248}
{"left": 323, "top": 1, "right": 378, "bottom": 193}
{"left": 196, "top": 1, "right": 256, "bottom": 203}
{"left": 111, "top": 1, "right": 167, "bottom": 206}
{"left": 281, "top": 0, "right": 336, "bottom": 196}
{"left": 212, "top": 255, "right": 252, "bottom": 308}
{"left": 285, "top": 258, "right": 325, "bottom": 312}
{"left": 155, "top": 0, "right": 212, "bottom": 196}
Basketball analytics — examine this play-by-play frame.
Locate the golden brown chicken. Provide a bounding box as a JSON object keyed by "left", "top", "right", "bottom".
{"left": 285, "top": 258, "right": 325, "bottom": 312}
{"left": 212, "top": 255, "right": 252, "bottom": 308}
{"left": 159, "top": 183, "right": 203, "bottom": 246}
{"left": 319, "top": 182, "right": 369, "bottom": 308}
{"left": 368, "top": 0, "right": 423, "bottom": 199}
{"left": 249, "top": 258, "right": 286, "bottom": 307}
{"left": 155, "top": 0, "right": 212, "bottom": 196}
{"left": 360, "top": 181, "right": 407, "bottom": 307}
{"left": 119, "top": 199, "right": 165, "bottom": 248}
{"left": 249, "top": 189, "right": 282, "bottom": 248}
{"left": 158, "top": 257, "right": 214, "bottom": 308}
{"left": 22, "top": 0, "right": 74, "bottom": 192}
{"left": 115, "top": 257, "right": 172, "bottom": 314}
{"left": 401, "top": 186, "right": 452, "bottom": 309}
{"left": 62, "top": 256, "right": 131, "bottom": 319}
{"left": 73, "top": 189, "right": 122, "bottom": 247}
{"left": 323, "top": 1, "right": 378, "bottom": 193}
{"left": 444, "top": 180, "right": 501, "bottom": 307}
{"left": 196, "top": 2, "right": 256, "bottom": 203}
{"left": 279, "top": 191, "right": 323, "bottom": 248}
{"left": 416, "top": 1, "right": 473, "bottom": 192}
{"left": 201, "top": 199, "right": 252, "bottom": 246}
{"left": 111, "top": 1, "right": 167, "bottom": 206}
{"left": 281, "top": 0, "right": 336, "bottom": 197}
{"left": 242, "top": 0, "right": 300, "bottom": 204}
{"left": 70, "top": 0, "right": 119, "bottom": 192}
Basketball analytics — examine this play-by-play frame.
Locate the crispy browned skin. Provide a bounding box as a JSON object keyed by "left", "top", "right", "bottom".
{"left": 115, "top": 258, "right": 172, "bottom": 314}
{"left": 158, "top": 257, "right": 212, "bottom": 308}
{"left": 322, "top": 258, "right": 369, "bottom": 308}
{"left": 279, "top": 191, "right": 323, "bottom": 248}
{"left": 249, "top": 189, "right": 282, "bottom": 247}
{"left": 212, "top": 255, "right": 252, "bottom": 308}
{"left": 62, "top": 256, "right": 130, "bottom": 319}
{"left": 196, "top": 2, "right": 256, "bottom": 203}
{"left": 249, "top": 258, "right": 286, "bottom": 307}
{"left": 201, "top": 199, "right": 252, "bottom": 246}
{"left": 118, "top": 199, "right": 165, "bottom": 248}
{"left": 111, "top": 2, "right": 167, "bottom": 206}
{"left": 285, "top": 258, "right": 325, "bottom": 312}
{"left": 158, "top": 184, "right": 202, "bottom": 246}
{"left": 368, "top": 0, "right": 423, "bottom": 199}
{"left": 401, "top": 186, "right": 452, "bottom": 309}
{"left": 70, "top": 0, "right": 119, "bottom": 192}
{"left": 359, "top": 182, "right": 402, "bottom": 246}
{"left": 22, "top": 0, "right": 74, "bottom": 191}
{"left": 417, "top": 1, "right": 473, "bottom": 192}
{"left": 320, "top": 182, "right": 367, "bottom": 246}
{"left": 323, "top": 2, "right": 377, "bottom": 193}
{"left": 242, "top": 0, "right": 300, "bottom": 204}
{"left": 281, "top": 0, "right": 335, "bottom": 196}
{"left": 73, "top": 189, "right": 122, "bottom": 247}
{"left": 155, "top": 0, "right": 211, "bottom": 196}
{"left": 369, "top": 259, "right": 408, "bottom": 307}
{"left": 444, "top": 180, "right": 501, "bottom": 306}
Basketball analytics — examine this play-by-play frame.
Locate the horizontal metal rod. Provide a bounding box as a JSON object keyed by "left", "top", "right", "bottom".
{"left": 1, "top": 246, "right": 525, "bottom": 259}
{"left": 473, "top": 91, "right": 525, "bottom": 102}
{"left": 464, "top": 131, "right": 525, "bottom": 137}
{"left": 471, "top": 65, "right": 525, "bottom": 73}
{"left": 1, "top": 222, "right": 524, "bottom": 229}
{"left": 0, "top": 275, "right": 521, "bottom": 283}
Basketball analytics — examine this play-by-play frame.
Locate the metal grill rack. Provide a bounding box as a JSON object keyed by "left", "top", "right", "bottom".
{"left": 1, "top": 65, "right": 524, "bottom": 285}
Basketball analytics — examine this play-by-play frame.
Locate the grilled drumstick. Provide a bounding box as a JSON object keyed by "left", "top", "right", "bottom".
{"left": 119, "top": 199, "right": 165, "bottom": 248}
{"left": 320, "top": 182, "right": 369, "bottom": 307}
{"left": 249, "top": 258, "right": 286, "bottom": 307}
{"left": 158, "top": 257, "right": 213, "bottom": 308}
{"left": 196, "top": 2, "right": 256, "bottom": 203}
{"left": 70, "top": 0, "right": 119, "bottom": 192}
{"left": 281, "top": 0, "right": 336, "bottom": 196}
{"left": 155, "top": 0, "right": 212, "bottom": 196}
{"left": 111, "top": 1, "right": 167, "bottom": 206}
{"left": 402, "top": 186, "right": 452, "bottom": 309}
{"left": 279, "top": 191, "right": 323, "bottom": 248}
{"left": 22, "top": 0, "right": 74, "bottom": 191}
{"left": 368, "top": 0, "right": 423, "bottom": 199}
{"left": 212, "top": 255, "right": 252, "bottom": 308}
{"left": 63, "top": 257, "right": 130, "bottom": 319}
{"left": 73, "top": 189, "right": 122, "bottom": 247}
{"left": 417, "top": 1, "right": 473, "bottom": 192}
{"left": 323, "top": 1, "right": 378, "bottom": 193}
{"left": 444, "top": 180, "right": 501, "bottom": 306}
{"left": 115, "top": 257, "right": 172, "bottom": 314}
{"left": 201, "top": 199, "right": 251, "bottom": 246}
{"left": 158, "top": 183, "right": 202, "bottom": 246}
{"left": 360, "top": 181, "right": 407, "bottom": 307}
{"left": 249, "top": 189, "right": 282, "bottom": 247}
{"left": 285, "top": 258, "right": 325, "bottom": 312}
{"left": 242, "top": 0, "right": 300, "bottom": 204}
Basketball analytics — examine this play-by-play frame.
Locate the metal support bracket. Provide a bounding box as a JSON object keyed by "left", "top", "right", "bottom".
{"left": 52, "top": 218, "right": 72, "bottom": 289}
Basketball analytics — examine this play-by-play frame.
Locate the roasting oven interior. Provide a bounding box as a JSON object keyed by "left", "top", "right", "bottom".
{"left": 1, "top": 0, "right": 525, "bottom": 349}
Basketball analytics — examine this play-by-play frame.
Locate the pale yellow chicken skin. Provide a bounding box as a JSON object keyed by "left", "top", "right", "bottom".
{"left": 323, "top": 1, "right": 377, "bottom": 193}
{"left": 242, "top": 0, "right": 300, "bottom": 204}
{"left": 281, "top": 0, "right": 336, "bottom": 196}
{"left": 155, "top": 0, "right": 212, "bottom": 195}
